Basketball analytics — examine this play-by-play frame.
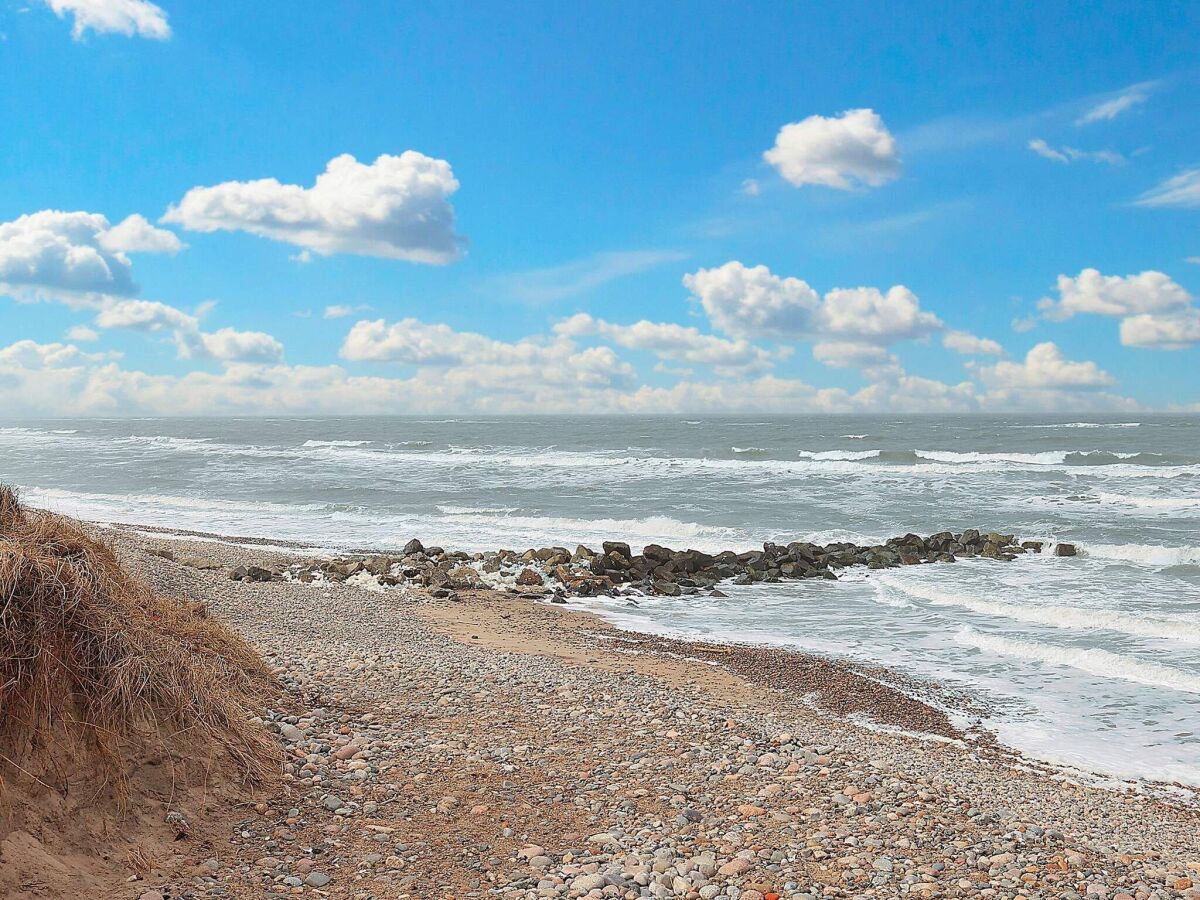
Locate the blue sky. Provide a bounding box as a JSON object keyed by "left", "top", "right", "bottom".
{"left": 1, "top": 0, "right": 1198, "bottom": 414}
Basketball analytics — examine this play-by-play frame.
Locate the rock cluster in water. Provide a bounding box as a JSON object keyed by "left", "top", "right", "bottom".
{"left": 207, "top": 530, "right": 1049, "bottom": 599}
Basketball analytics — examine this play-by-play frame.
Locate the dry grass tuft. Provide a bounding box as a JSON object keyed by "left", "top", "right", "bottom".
{"left": 0, "top": 484, "right": 277, "bottom": 787}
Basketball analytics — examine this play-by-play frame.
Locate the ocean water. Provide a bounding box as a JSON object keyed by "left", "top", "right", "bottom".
{"left": 2, "top": 414, "right": 1198, "bottom": 789}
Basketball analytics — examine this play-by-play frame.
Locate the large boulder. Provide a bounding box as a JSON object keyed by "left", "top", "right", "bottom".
{"left": 515, "top": 568, "right": 544, "bottom": 586}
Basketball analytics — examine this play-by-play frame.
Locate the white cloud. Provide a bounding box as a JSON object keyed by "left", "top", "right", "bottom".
{"left": 162, "top": 152, "right": 464, "bottom": 263}
{"left": 94, "top": 298, "right": 196, "bottom": 332}
{"left": 942, "top": 330, "right": 1004, "bottom": 356}
{"left": 1028, "top": 139, "right": 1069, "bottom": 163}
{"left": 323, "top": 303, "right": 372, "bottom": 319}
{"left": 1037, "top": 268, "right": 1200, "bottom": 350}
{"left": 682, "top": 261, "right": 942, "bottom": 345}
{"left": 1, "top": 210, "right": 135, "bottom": 300}
{"left": 764, "top": 109, "right": 899, "bottom": 190}
{"left": 65, "top": 325, "right": 100, "bottom": 342}
{"left": 195, "top": 328, "right": 286, "bottom": 364}
{"left": 683, "top": 262, "right": 820, "bottom": 339}
{"left": 1076, "top": 82, "right": 1154, "bottom": 125}
{"left": 0, "top": 332, "right": 1145, "bottom": 417}
{"left": 339, "top": 318, "right": 635, "bottom": 389}
{"left": 819, "top": 285, "right": 942, "bottom": 342}
{"left": 45, "top": 0, "right": 170, "bottom": 40}
{"left": 1134, "top": 169, "right": 1200, "bottom": 209}
{"left": 740, "top": 179, "right": 761, "bottom": 197}
{"left": 1011, "top": 315, "right": 1037, "bottom": 334}
{"left": 553, "top": 312, "right": 775, "bottom": 374}
{"left": 92, "top": 299, "right": 284, "bottom": 364}
{"left": 491, "top": 250, "right": 688, "bottom": 304}
{"left": 812, "top": 341, "right": 897, "bottom": 370}
{"left": 0, "top": 340, "right": 113, "bottom": 369}
{"left": 98, "top": 213, "right": 184, "bottom": 254}
{"left": 1028, "top": 139, "right": 1123, "bottom": 165}
{"left": 0, "top": 209, "right": 180, "bottom": 305}
{"left": 1039, "top": 268, "right": 1191, "bottom": 320}
{"left": 1119, "top": 310, "right": 1200, "bottom": 350}
{"left": 973, "top": 342, "right": 1115, "bottom": 390}
{"left": 341, "top": 319, "right": 483, "bottom": 366}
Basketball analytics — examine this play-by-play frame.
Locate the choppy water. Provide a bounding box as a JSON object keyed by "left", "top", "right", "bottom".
{"left": 2, "top": 414, "right": 1198, "bottom": 788}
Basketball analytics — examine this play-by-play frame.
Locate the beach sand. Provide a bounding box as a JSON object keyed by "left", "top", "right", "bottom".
{"left": 4, "top": 523, "right": 1199, "bottom": 899}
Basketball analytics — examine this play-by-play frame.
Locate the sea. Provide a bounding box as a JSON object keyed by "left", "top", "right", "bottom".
{"left": 2, "top": 414, "right": 1197, "bottom": 791}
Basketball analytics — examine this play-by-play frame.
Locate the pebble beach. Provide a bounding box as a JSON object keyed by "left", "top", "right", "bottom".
{"left": 105, "top": 526, "right": 1200, "bottom": 900}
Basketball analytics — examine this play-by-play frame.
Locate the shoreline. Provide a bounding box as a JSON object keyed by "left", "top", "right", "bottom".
{"left": 97, "top": 518, "right": 1190, "bottom": 800}
{"left": 8, "top": 514, "right": 1198, "bottom": 898}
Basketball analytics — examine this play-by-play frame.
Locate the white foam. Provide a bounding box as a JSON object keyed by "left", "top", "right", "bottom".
{"left": 302, "top": 439, "right": 372, "bottom": 447}
{"left": 1085, "top": 543, "right": 1200, "bottom": 567}
{"left": 842, "top": 434, "right": 869, "bottom": 439}
{"left": 1095, "top": 492, "right": 1200, "bottom": 511}
{"left": 797, "top": 449, "right": 882, "bottom": 461}
{"left": 912, "top": 448, "right": 1137, "bottom": 465}
{"left": 880, "top": 577, "right": 1200, "bottom": 643}
{"left": 957, "top": 627, "right": 1200, "bottom": 694}
{"left": 430, "top": 509, "right": 743, "bottom": 552}
{"left": 1020, "top": 422, "right": 1142, "bottom": 429}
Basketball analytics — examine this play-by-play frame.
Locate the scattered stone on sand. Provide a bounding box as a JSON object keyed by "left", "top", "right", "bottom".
{"left": 92, "top": 526, "right": 1199, "bottom": 900}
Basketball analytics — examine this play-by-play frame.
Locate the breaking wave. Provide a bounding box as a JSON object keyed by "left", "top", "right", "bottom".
{"left": 879, "top": 578, "right": 1200, "bottom": 644}
{"left": 1083, "top": 543, "right": 1200, "bottom": 567}
{"left": 958, "top": 627, "right": 1200, "bottom": 694}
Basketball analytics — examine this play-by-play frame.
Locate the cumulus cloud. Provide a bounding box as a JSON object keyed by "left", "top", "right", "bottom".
{"left": 1027, "top": 139, "right": 1123, "bottom": 165}
{"left": 1076, "top": 82, "right": 1154, "bottom": 125}
{"left": 1, "top": 211, "right": 131, "bottom": 300}
{"left": 1119, "top": 310, "right": 1200, "bottom": 350}
{"left": 1134, "top": 169, "right": 1200, "bottom": 209}
{"left": 1037, "top": 268, "right": 1199, "bottom": 349}
{"left": 942, "top": 330, "right": 1004, "bottom": 356}
{"left": 0, "top": 340, "right": 113, "bottom": 369}
{"left": 194, "top": 328, "right": 286, "bottom": 365}
{"left": 682, "top": 261, "right": 943, "bottom": 346}
{"left": 94, "top": 298, "right": 195, "bottom": 332}
{"left": 44, "top": 0, "right": 170, "bottom": 40}
{"left": 98, "top": 214, "right": 184, "bottom": 254}
{"left": 763, "top": 109, "right": 900, "bottom": 190}
{"left": 819, "top": 286, "right": 942, "bottom": 342}
{"left": 0, "top": 332, "right": 1143, "bottom": 417}
{"left": 340, "top": 318, "right": 636, "bottom": 390}
{"left": 1039, "top": 268, "right": 1191, "bottom": 320}
{"left": 0, "top": 210, "right": 181, "bottom": 305}
{"left": 812, "top": 341, "right": 898, "bottom": 370}
{"left": 683, "top": 262, "right": 819, "bottom": 339}
{"left": 553, "top": 313, "right": 776, "bottom": 374}
{"left": 162, "top": 152, "right": 464, "bottom": 263}
{"left": 65, "top": 325, "right": 100, "bottom": 342}
{"left": 973, "top": 342, "right": 1115, "bottom": 390}
{"left": 93, "top": 299, "right": 285, "bottom": 364}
